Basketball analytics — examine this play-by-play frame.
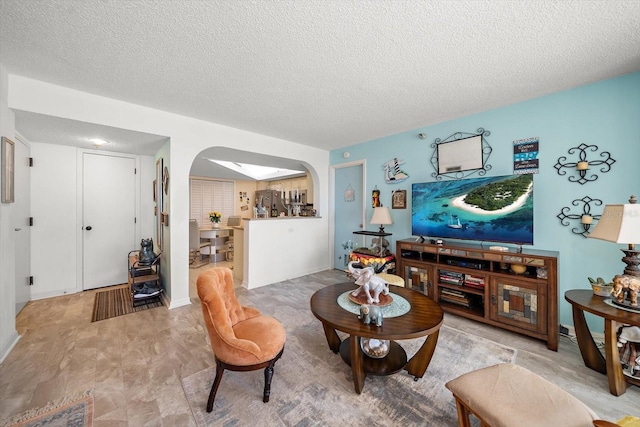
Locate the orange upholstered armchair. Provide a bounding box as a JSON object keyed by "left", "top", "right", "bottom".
{"left": 197, "top": 267, "right": 286, "bottom": 412}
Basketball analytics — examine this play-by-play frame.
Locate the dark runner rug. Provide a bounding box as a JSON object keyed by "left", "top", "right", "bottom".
{"left": 91, "top": 285, "right": 163, "bottom": 322}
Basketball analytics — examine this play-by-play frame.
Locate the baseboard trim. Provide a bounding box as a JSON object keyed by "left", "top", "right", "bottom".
{"left": 560, "top": 324, "right": 604, "bottom": 344}
{"left": 31, "top": 287, "right": 78, "bottom": 301}
{"left": 560, "top": 324, "right": 575, "bottom": 337}
{"left": 167, "top": 295, "right": 191, "bottom": 309}
{"left": 0, "top": 331, "right": 20, "bottom": 364}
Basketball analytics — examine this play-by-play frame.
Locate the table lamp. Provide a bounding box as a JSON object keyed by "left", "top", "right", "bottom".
{"left": 370, "top": 206, "right": 393, "bottom": 233}
{"left": 588, "top": 195, "right": 640, "bottom": 277}
{"left": 370, "top": 206, "right": 393, "bottom": 256}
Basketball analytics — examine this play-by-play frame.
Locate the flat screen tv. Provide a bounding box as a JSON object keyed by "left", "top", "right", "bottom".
{"left": 411, "top": 174, "right": 534, "bottom": 245}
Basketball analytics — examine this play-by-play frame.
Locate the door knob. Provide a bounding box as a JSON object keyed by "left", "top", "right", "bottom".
{"left": 85, "top": 226, "right": 92, "bottom": 230}
{"left": 15, "top": 228, "right": 22, "bottom": 231}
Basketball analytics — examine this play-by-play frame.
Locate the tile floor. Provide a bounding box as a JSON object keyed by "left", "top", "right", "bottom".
{"left": 1, "top": 263, "right": 639, "bottom": 425}
{"left": 0, "top": 262, "right": 229, "bottom": 426}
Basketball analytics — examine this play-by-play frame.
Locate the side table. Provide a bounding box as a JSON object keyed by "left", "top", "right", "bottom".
{"left": 564, "top": 289, "right": 640, "bottom": 396}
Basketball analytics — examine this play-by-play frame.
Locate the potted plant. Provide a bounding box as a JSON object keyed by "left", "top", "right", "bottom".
{"left": 209, "top": 211, "right": 222, "bottom": 228}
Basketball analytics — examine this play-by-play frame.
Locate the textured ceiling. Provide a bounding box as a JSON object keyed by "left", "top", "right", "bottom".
{"left": 12, "top": 111, "right": 169, "bottom": 156}
{"left": 1, "top": 0, "right": 639, "bottom": 158}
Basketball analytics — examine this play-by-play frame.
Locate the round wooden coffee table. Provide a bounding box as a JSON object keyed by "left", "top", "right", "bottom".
{"left": 310, "top": 282, "right": 443, "bottom": 394}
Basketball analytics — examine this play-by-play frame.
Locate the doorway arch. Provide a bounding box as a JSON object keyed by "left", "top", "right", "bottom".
{"left": 186, "top": 146, "right": 322, "bottom": 294}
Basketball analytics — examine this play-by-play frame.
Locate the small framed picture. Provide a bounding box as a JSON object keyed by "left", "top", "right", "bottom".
{"left": 392, "top": 190, "right": 406, "bottom": 209}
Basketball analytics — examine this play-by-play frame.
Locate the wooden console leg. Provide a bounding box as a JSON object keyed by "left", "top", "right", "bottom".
{"left": 604, "top": 318, "right": 627, "bottom": 396}
{"left": 571, "top": 305, "right": 606, "bottom": 374}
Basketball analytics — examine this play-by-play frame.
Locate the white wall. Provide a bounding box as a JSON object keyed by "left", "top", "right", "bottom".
{"left": 154, "top": 141, "right": 172, "bottom": 301}
{"left": 0, "top": 65, "right": 19, "bottom": 362}
{"left": 243, "top": 217, "right": 328, "bottom": 288}
{"left": 7, "top": 75, "right": 331, "bottom": 310}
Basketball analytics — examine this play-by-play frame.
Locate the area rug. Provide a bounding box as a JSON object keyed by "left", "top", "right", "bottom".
{"left": 0, "top": 389, "right": 93, "bottom": 427}
{"left": 91, "top": 285, "right": 163, "bottom": 322}
{"left": 181, "top": 324, "right": 516, "bottom": 426}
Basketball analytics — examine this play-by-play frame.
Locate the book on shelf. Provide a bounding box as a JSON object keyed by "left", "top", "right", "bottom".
{"left": 440, "top": 289, "right": 470, "bottom": 306}
{"left": 439, "top": 288, "right": 482, "bottom": 308}
{"left": 440, "top": 296, "right": 471, "bottom": 308}
{"left": 464, "top": 274, "right": 485, "bottom": 288}
{"left": 439, "top": 270, "right": 464, "bottom": 285}
{"left": 440, "top": 288, "right": 466, "bottom": 297}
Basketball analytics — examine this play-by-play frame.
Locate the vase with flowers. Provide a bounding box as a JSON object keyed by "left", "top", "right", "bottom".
{"left": 209, "top": 211, "right": 222, "bottom": 228}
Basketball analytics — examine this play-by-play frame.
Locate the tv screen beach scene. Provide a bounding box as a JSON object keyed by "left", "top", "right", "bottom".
{"left": 411, "top": 174, "right": 534, "bottom": 245}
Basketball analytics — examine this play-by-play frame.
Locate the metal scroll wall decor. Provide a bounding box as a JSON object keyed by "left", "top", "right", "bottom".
{"left": 556, "top": 196, "right": 603, "bottom": 238}
{"left": 430, "top": 128, "right": 492, "bottom": 180}
{"left": 553, "top": 143, "right": 616, "bottom": 185}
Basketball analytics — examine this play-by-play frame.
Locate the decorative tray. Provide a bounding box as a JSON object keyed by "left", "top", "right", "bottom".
{"left": 611, "top": 299, "right": 640, "bottom": 313}
{"left": 348, "top": 291, "right": 393, "bottom": 307}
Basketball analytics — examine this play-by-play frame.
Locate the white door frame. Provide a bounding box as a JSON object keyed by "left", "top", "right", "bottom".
{"left": 75, "top": 149, "right": 141, "bottom": 292}
{"left": 14, "top": 134, "right": 31, "bottom": 314}
{"left": 329, "top": 159, "right": 366, "bottom": 269}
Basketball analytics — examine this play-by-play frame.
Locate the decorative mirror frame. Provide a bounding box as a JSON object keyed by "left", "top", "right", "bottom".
{"left": 430, "top": 128, "right": 492, "bottom": 180}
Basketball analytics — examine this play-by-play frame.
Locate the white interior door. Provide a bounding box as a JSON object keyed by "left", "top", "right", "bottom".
{"left": 83, "top": 153, "right": 136, "bottom": 290}
{"left": 14, "top": 138, "right": 30, "bottom": 314}
{"left": 334, "top": 163, "right": 364, "bottom": 269}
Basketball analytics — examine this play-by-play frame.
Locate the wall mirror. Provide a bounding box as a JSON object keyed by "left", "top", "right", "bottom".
{"left": 430, "top": 128, "right": 492, "bottom": 180}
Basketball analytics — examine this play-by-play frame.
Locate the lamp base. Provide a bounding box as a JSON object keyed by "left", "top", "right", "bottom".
{"left": 621, "top": 249, "right": 640, "bottom": 277}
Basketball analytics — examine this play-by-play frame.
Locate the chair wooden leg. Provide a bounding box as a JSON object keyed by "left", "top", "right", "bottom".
{"left": 262, "top": 348, "right": 284, "bottom": 403}
{"left": 454, "top": 397, "right": 472, "bottom": 427}
{"left": 206, "top": 360, "right": 225, "bottom": 412}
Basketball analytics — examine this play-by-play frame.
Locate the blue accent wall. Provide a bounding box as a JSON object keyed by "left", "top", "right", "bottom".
{"left": 331, "top": 72, "right": 640, "bottom": 330}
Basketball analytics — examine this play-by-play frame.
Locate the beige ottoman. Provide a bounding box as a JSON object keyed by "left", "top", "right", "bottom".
{"left": 376, "top": 273, "right": 405, "bottom": 287}
{"left": 445, "top": 363, "right": 600, "bottom": 427}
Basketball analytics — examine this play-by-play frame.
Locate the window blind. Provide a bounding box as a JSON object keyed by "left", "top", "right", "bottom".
{"left": 190, "top": 178, "right": 235, "bottom": 227}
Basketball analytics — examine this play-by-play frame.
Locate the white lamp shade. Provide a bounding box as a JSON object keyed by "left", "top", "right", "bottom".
{"left": 371, "top": 206, "right": 393, "bottom": 225}
{"left": 588, "top": 203, "right": 640, "bottom": 243}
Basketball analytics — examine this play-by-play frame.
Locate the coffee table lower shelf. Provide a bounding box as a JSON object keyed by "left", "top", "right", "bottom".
{"left": 339, "top": 337, "right": 407, "bottom": 376}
